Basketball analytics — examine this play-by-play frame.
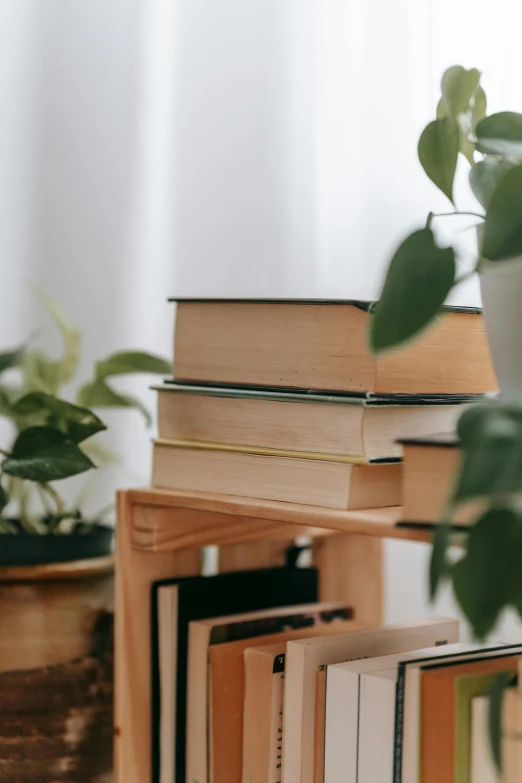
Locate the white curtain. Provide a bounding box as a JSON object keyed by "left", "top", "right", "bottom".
{"left": 2, "top": 0, "right": 521, "bottom": 633}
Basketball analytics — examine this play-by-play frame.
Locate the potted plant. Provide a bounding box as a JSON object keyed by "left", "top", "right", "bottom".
{"left": 0, "top": 291, "right": 170, "bottom": 782}
{"left": 369, "top": 66, "right": 522, "bottom": 772}
{"left": 369, "top": 65, "right": 522, "bottom": 396}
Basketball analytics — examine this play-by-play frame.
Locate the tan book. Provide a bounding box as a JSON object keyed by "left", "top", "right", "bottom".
{"left": 399, "top": 433, "right": 483, "bottom": 525}
{"left": 152, "top": 441, "right": 402, "bottom": 510}
{"left": 242, "top": 624, "right": 356, "bottom": 783}
{"left": 187, "top": 603, "right": 353, "bottom": 783}
{"left": 171, "top": 299, "right": 495, "bottom": 395}
{"left": 156, "top": 384, "right": 466, "bottom": 461}
{"left": 281, "top": 617, "right": 460, "bottom": 783}
{"left": 210, "top": 620, "right": 364, "bottom": 783}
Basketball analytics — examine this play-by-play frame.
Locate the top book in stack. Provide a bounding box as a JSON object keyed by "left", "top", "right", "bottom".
{"left": 170, "top": 299, "right": 496, "bottom": 395}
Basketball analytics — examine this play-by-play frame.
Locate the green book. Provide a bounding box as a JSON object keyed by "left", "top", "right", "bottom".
{"left": 454, "top": 668, "right": 517, "bottom": 783}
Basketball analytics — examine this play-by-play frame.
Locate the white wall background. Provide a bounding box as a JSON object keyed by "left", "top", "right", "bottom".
{"left": 1, "top": 0, "right": 521, "bottom": 637}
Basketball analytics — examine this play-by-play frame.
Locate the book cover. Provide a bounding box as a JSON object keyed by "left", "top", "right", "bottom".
{"left": 150, "top": 566, "right": 318, "bottom": 783}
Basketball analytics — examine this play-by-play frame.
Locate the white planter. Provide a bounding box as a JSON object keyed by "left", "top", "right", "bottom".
{"left": 480, "top": 259, "right": 522, "bottom": 397}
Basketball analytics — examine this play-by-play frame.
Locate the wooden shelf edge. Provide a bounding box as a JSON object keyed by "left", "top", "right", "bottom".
{"left": 122, "top": 488, "right": 434, "bottom": 545}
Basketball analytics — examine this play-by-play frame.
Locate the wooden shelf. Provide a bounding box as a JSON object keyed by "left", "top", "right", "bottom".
{"left": 115, "top": 487, "right": 445, "bottom": 783}
{"left": 128, "top": 486, "right": 435, "bottom": 548}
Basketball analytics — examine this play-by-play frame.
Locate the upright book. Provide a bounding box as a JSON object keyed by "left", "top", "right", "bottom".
{"left": 151, "top": 566, "right": 318, "bottom": 783}
{"left": 170, "top": 299, "right": 496, "bottom": 395}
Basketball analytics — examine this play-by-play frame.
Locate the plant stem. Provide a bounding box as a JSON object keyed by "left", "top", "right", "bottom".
{"left": 41, "top": 483, "right": 65, "bottom": 514}
{"left": 0, "top": 448, "right": 9, "bottom": 458}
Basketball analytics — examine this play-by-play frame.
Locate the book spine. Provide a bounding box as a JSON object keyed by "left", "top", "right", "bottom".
{"left": 393, "top": 668, "right": 406, "bottom": 783}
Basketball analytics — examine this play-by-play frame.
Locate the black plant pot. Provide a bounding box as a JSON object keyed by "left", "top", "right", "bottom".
{"left": 0, "top": 524, "right": 114, "bottom": 566}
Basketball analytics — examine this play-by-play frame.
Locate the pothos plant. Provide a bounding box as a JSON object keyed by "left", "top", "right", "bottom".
{"left": 369, "top": 65, "right": 522, "bottom": 769}
{"left": 0, "top": 292, "right": 170, "bottom": 534}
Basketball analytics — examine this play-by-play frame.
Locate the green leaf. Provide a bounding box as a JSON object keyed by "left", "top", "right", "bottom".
{"left": 489, "top": 674, "right": 515, "bottom": 772}
{"left": 22, "top": 350, "right": 61, "bottom": 395}
{"left": 429, "top": 522, "right": 451, "bottom": 600}
{"left": 476, "top": 112, "right": 522, "bottom": 158}
{"left": 454, "top": 415, "right": 522, "bottom": 504}
{"left": 471, "top": 86, "right": 487, "bottom": 131}
{"left": 418, "top": 117, "right": 459, "bottom": 204}
{"left": 0, "top": 484, "right": 8, "bottom": 515}
{"left": 32, "top": 288, "right": 81, "bottom": 387}
{"left": 2, "top": 427, "right": 94, "bottom": 482}
{"left": 469, "top": 159, "right": 513, "bottom": 210}
{"left": 95, "top": 350, "right": 170, "bottom": 379}
{"left": 437, "top": 92, "right": 476, "bottom": 166}
{"left": 77, "top": 379, "right": 152, "bottom": 426}
{"left": 0, "top": 346, "right": 25, "bottom": 374}
{"left": 482, "top": 164, "right": 522, "bottom": 261}
{"left": 11, "top": 392, "right": 106, "bottom": 443}
{"left": 451, "top": 507, "right": 522, "bottom": 639}
{"left": 440, "top": 65, "right": 481, "bottom": 118}
{"left": 370, "top": 228, "right": 455, "bottom": 353}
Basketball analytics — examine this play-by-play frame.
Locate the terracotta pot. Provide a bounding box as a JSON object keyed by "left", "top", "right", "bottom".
{"left": 0, "top": 556, "right": 114, "bottom": 782}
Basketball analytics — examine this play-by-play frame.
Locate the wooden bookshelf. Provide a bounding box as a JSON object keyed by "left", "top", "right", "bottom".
{"left": 114, "top": 487, "right": 441, "bottom": 783}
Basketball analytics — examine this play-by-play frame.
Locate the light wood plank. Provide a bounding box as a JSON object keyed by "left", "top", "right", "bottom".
{"left": 312, "top": 534, "right": 383, "bottom": 626}
{"left": 114, "top": 491, "right": 201, "bottom": 783}
{"left": 128, "top": 487, "right": 429, "bottom": 543}
{"left": 133, "top": 504, "right": 335, "bottom": 551}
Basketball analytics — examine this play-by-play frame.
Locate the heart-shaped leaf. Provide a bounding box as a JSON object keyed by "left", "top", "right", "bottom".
{"left": 32, "top": 289, "right": 80, "bottom": 387}
{"left": 0, "top": 346, "right": 25, "bottom": 375}
{"left": 429, "top": 522, "right": 451, "bottom": 600}
{"left": 95, "top": 351, "right": 170, "bottom": 379}
{"left": 482, "top": 164, "right": 522, "bottom": 260}
{"left": 471, "top": 86, "right": 487, "bottom": 131}
{"left": 11, "top": 392, "right": 106, "bottom": 443}
{"left": 451, "top": 507, "right": 522, "bottom": 639}
{"left": 77, "top": 379, "right": 152, "bottom": 426}
{"left": 440, "top": 65, "right": 481, "bottom": 118}
{"left": 476, "top": 112, "right": 522, "bottom": 158}
{"left": 437, "top": 92, "right": 477, "bottom": 166}
{"left": 453, "top": 414, "right": 522, "bottom": 504}
{"left": 2, "top": 427, "right": 94, "bottom": 482}
{"left": 469, "top": 159, "right": 513, "bottom": 209}
{"left": 370, "top": 228, "right": 455, "bottom": 353}
{"left": 418, "top": 117, "right": 459, "bottom": 204}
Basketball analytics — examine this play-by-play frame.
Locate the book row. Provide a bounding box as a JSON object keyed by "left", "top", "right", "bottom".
{"left": 151, "top": 564, "right": 522, "bottom": 783}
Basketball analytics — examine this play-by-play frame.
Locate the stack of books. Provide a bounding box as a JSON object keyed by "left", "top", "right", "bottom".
{"left": 152, "top": 299, "right": 495, "bottom": 510}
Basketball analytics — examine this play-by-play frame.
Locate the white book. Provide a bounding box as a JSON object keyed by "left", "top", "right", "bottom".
{"left": 400, "top": 643, "right": 520, "bottom": 783}
{"left": 281, "top": 618, "right": 459, "bottom": 783}
{"left": 471, "top": 696, "right": 499, "bottom": 783}
{"left": 324, "top": 642, "right": 469, "bottom": 783}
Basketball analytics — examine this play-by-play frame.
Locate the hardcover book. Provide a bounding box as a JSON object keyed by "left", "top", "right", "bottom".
{"left": 156, "top": 383, "right": 470, "bottom": 461}
{"left": 170, "top": 299, "right": 495, "bottom": 395}
{"left": 151, "top": 440, "right": 402, "bottom": 510}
